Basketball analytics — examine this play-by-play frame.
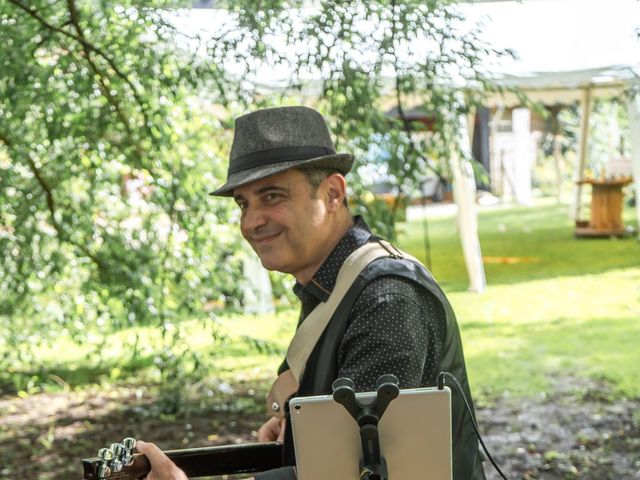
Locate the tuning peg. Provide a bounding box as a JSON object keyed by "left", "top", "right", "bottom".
{"left": 122, "top": 437, "right": 136, "bottom": 449}
{"left": 98, "top": 448, "right": 114, "bottom": 461}
{"left": 110, "top": 443, "right": 124, "bottom": 456}
{"left": 97, "top": 461, "right": 111, "bottom": 480}
{"left": 121, "top": 437, "right": 136, "bottom": 466}
{"left": 110, "top": 458, "right": 124, "bottom": 473}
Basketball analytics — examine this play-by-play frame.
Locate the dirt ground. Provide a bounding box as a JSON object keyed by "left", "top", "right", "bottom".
{"left": 1, "top": 377, "right": 638, "bottom": 480}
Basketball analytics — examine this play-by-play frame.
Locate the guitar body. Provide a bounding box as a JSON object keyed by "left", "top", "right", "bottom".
{"left": 82, "top": 442, "right": 284, "bottom": 479}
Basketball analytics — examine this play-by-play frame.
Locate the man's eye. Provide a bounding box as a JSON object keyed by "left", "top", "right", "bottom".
{"left": 264, "top": 193, "right": 281, "bottom": 202}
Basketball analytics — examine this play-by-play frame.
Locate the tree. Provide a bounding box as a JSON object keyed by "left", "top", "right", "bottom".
{"left": 0, "top": 0, "right": 241, "bottom": 398}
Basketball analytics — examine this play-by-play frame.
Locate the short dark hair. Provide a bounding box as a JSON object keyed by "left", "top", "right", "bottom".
{"left": 297, "top": 167, "right": 349, "bottom": 207}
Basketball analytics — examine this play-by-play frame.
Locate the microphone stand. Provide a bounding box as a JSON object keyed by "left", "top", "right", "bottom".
{"left": 332, "top": 374, "right": 400, "bottom": 480}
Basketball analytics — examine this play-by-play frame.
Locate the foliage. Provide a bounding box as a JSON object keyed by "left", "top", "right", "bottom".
{"left": 539, "top": 104, "right": 579, "bottom": 158}
{"left": 216, "top": 0, "right": 511, "bottom": 239}
{"left": 539, "top": 99, "right": 631, "bottom": 174}
{"left": 586, "top": 98, "right": 631, "bottom": 177}
{"left": 0, "top": 0, "right": 243, "bottom": 403}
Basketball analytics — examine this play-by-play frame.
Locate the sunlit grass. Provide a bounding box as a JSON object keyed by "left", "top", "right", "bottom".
{"left": 397, "top": 200, "right": 639, "bottom": 400}
{"left": 450, "top": 268, "right": 640, "bottom": 401}
{"left": 399, "top": 200, "right": 638, "bottom": 291}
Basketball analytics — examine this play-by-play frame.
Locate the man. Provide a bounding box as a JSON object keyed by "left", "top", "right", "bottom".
{"left": 139, "top": 106, "right": 486, "bottom": 479}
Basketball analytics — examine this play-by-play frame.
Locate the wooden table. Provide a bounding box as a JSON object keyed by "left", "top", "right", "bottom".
{"left": 575, "top": 177, "right": 633, "bottom": 237}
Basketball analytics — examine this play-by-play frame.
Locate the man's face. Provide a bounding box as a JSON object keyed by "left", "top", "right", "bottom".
{"left": 233, "top": 169, "right": 332, "bottom": 282}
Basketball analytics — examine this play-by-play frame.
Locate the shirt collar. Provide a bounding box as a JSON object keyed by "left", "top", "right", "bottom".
{"left": 293, "top": 215, "right": 372, "bottom": 303}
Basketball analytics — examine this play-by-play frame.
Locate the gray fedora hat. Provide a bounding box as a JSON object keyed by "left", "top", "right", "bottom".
{"left": 210, "top": 106, "right": 354, "bottom": 196}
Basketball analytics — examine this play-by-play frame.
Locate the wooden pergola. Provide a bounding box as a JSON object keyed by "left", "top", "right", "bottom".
{"left": 482, "top": 64, "right": 640, "bottom": 238}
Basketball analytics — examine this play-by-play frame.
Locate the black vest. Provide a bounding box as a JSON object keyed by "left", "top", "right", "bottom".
{"left": 284, "top": 254, "right": 486, "bottom": 479}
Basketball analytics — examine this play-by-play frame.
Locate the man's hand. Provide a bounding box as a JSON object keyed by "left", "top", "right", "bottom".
{"left": 136, "top": 440, "right": 189, "bottom": 480}
{"left": 257, "top": 416, "right": 286, "bottom": 443}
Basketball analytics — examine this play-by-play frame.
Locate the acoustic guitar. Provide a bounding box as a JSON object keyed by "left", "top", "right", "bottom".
{"left": 82, "top": 437, "right": 284, "bottom": 479}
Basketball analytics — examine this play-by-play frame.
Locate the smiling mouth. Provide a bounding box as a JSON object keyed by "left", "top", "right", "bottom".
{"left": 252, "top": 231, "right": 281, "bottom": 247}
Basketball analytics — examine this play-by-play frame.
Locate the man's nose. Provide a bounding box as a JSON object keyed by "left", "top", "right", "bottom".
{"left": 240, "top": 205, "right": 267, "bottom": 235}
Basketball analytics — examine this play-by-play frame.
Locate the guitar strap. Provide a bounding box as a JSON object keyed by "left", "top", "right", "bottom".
{"left": 266, "top": 239, "right": 418, "bottom": 418}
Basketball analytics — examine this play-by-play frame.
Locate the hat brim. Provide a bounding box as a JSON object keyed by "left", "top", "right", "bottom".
{"left": 209, "top": 153, "right": 354, "bottom": 197}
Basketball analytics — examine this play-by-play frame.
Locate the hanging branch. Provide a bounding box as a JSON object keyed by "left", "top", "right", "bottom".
{"left": 66, "top": 9, "right": 134, "bottom": 140}
{"left": 23, "top": 154, "right": 107, "bottom": 272}
{"left": 9, "top": 0, "right": 152, "bottom": 137}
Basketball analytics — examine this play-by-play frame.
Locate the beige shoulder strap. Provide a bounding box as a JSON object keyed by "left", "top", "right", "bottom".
{"left": 267, "top": 239, "right": 415, "bottom": 417}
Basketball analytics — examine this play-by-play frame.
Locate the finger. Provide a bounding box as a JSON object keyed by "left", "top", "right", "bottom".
{"left": 136, "top": 440, "right": 173, "bottom": 470}
{"left": 137, "top": 441, "right": 189, "bottom": 480}
{"left": 257, "top": 428, "right": 271, "bottom": 442}
{"left": 257, "top": 417, "right": 279, "bottom": 442}
{"left": 276, "top": 418, "right": 286, "bottom": 443}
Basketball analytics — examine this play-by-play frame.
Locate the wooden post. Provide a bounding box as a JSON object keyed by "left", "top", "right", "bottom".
{"left": 571, "top": 87, "right": 592, "bottom": 221}
{"left": 553, "top": 134, "right": 563, "bottom": 203}
{"left": 626, "top": 94, "right": 640, "bottom": 240}
{"left": 242, "top": 251, "right": 275, "bottom": 314}
{"left": 490, "top": 105, "right": 505, "bottom": 197}
{"left": 549, "top": 105, "right": 564, "bottom": 203}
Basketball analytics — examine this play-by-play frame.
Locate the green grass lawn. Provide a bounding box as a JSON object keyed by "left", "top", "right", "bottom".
{"left": 450, "top": 268, "right": 640, "bottom": 402}
{"left": 6, "top": 201, "right": 639, "bottom": 403}
{"left": 397, "top": 200, "right": 639, "bottom": 401}
{"left": 399, "top": 200, "right": 639, "bottom": 291}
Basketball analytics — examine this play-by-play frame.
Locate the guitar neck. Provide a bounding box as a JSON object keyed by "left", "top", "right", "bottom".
{"left": 82, "top": 442, "right": 284, "bottom": 479}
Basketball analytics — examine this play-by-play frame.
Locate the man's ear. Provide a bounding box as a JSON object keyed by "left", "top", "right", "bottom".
{"left": 324, "top": 173, "right": 347, "bottom": 211}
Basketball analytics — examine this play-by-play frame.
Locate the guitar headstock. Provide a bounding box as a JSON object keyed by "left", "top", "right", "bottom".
{"left": 82, "top": 437, "right": 284, "bottom": 479}
{"left": 82, "top": 437, "right": 139, "bottom": 480}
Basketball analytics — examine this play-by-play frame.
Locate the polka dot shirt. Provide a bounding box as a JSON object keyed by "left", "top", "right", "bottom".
{"left": 287, "top": 216, "right": 447, "bottom": 391}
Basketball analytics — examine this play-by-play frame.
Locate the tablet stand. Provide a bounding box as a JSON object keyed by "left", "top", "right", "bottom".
{"left": 332, "top": 374, "right": 400, "bottom": 480}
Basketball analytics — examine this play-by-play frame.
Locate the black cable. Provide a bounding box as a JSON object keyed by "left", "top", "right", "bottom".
{"left": 437, "top": 371, "right": 509, "bottom": 480}
{"left": 420, "top": 192, "right": 432, "bottom": 271}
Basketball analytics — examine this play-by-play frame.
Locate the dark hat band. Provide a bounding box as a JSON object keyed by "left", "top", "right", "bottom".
{"left": 229, "top": 146, "right": 336, "bottom": 175}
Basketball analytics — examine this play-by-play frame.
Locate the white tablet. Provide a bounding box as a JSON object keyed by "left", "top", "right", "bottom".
{"left": 289, "top": 386, "right": 452, "bottom": 480}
